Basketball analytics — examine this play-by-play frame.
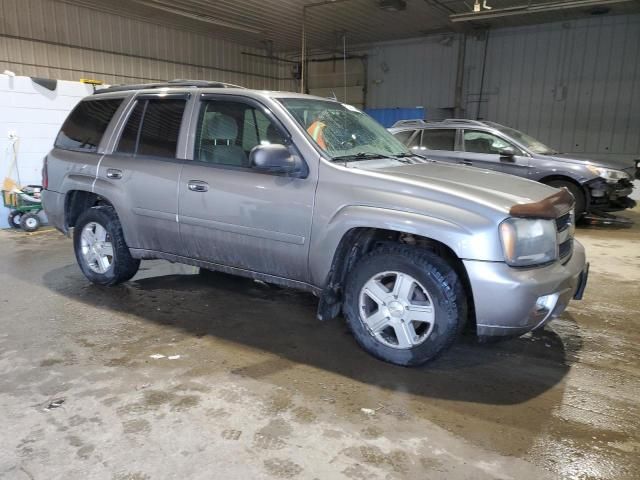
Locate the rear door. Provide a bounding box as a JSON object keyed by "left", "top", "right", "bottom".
{"left": 97, "top": 94, "right": 189, "bottom": 253}
{"left": 418, "top": 128, "right": 461, "bottom": 164}
{"left": 178, "top": 95, "right": 316, "bottom": 282}
{"left": 460, "top": 129, "right": 531, "bottom": 177}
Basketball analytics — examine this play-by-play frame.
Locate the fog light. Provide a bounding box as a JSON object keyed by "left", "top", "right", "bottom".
{"left": 535, "top": 293, "right": 558, "bottom": 316}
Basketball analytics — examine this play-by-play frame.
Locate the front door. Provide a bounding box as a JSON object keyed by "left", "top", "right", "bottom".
{"left": 98, "top": 95, "right": 188, "bottom": 253}
{"left": 178, "top": 96, "right": 316, "bottom": 282}
{"left": 460, "top": 129, "right": 531, "bottom": 178}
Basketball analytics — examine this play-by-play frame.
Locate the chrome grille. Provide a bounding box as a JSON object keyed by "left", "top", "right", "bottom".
{"left": 556, "top": 212, "right": 572, "bottom": 232}
{"left": 556, "top": 210, "right": 575, "bottom": 262}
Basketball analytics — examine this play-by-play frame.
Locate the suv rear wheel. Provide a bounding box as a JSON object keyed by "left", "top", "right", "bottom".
{"left": 343, "top": 245, "right": 465, "bottom": 367}
{"left": 73, "top": 206, "right": 140, "bottom": 286}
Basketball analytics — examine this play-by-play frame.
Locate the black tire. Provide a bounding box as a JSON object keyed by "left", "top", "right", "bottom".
{"left": 19, "top": 213, "right": 41, "bottom": 232}
{"left": 73, "top": 206, "right": 140, "bottom": 286}
{"left": 545, "top": 180, "right": 586, "bottom": 216}
{"left": 343, "top": 245, "right": 466, "bottom": 367}
{"left": 8, "top": 210, "right": 22, "bottom": 228}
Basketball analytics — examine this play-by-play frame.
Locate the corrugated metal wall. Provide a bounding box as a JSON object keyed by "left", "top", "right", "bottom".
{"left": 307, "top": 58, "right": 367, "bottom": 109}
{"left": 464, "top": 14, "right": 640, "bottom": 161}
{"left": 366, "top": 36, "right": 459, "bottom": 119}
{"left": 367, "top": 14, "right": 640, "bottom": 161}
{"left": 0, "top": 0, "right": 296, "bottom": 90}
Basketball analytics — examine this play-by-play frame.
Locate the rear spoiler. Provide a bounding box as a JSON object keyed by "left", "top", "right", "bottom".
{"left": 509, "top": 189, "right": 574, "bottom": 219}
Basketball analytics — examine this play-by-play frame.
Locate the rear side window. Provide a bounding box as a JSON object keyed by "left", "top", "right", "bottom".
{"left": 117, "top": 98, "right": 186, "bottom": 158}
{"left": 393, "top": 130, "right": 415, "bottom": 145}
{"left": 55, "top": 99, "right": 123, "bottom": 152}
{"left": 421, "top": 129, "right": 456, "bottom": 151}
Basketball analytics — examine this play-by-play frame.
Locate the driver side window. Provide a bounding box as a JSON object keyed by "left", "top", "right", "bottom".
{"left": 463, "top": 130, "right": 520, "bottom": 155}
{"left": 195, "top": 100, "right": 286, "bottom": 167}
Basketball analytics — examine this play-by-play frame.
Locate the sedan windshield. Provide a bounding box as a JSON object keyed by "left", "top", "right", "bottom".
{"left": 278, "top": 98, "right": 412, "bottom": 161}
{"left": 485, "top": 121, "right": 558, "bottom": 155}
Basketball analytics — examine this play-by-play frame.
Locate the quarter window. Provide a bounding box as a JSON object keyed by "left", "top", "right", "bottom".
{"left": 55, "top": 99, "right": 123, "bottom": 152}
{"left": 392, "top": 130, "right": 415, "bottom": 145}
{"left": 117, "top": 98, "right": 186, "bottom": 158}
{"left": 463, "top": 130, "right": 519, "bottom": 155}
{"left": 195, "top": 101, "right": 286, "bottom": 167}
{"left": 421, "top": 129, "right": 456, "bottom": 151}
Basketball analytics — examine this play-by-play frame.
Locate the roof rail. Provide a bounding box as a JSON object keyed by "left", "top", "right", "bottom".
{"left": 391, "top": 119, "right": 428, "bottom": 127}
{"left": 95, "top": 79, "right": 246, "bottom": 94}
{"left": 443, "top": 118, "right": 487, "bottom": 126}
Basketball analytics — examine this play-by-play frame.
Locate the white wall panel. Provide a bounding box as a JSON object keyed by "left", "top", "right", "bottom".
{"left": 0, "top": 0, "right": 296, "bottom": 91}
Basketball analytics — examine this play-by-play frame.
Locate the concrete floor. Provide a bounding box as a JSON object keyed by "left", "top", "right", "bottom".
{"left": 1, "top": 210, "right": 639, "bottom": 480}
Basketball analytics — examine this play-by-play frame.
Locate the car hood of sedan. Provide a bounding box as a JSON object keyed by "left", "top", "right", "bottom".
{"left": 549, "top": 153, "right": 636, "bottom": 172}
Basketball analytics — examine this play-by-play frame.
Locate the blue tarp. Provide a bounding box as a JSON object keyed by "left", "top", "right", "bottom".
{"left": 364, "top": 107, "right": 425, "bottom": 128}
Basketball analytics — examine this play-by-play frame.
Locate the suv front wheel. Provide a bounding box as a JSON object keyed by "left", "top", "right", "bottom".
{"left": 344, "top": 245, "right": 465, "bottom": 367}
{"left": 73, "top": 206, "right": 140, "bottom": 286}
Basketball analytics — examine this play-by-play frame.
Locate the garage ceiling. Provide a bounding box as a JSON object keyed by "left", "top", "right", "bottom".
{"left": 60, "top": 0, "right": 640, "bottom": 52}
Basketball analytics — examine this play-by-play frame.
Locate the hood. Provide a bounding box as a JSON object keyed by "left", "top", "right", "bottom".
{"left": 549, "top": 153, "right": 636, "bottom": 172}
{"left": 360, "top": 160, "right": 560, "bottom": 216}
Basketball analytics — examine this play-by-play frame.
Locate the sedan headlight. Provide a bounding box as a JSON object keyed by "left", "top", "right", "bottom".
{"left": 586, "top": 165, "right": 630, "bottom": 183}
{"left": 499, "top": 218, "right": 557, "bottom": 267}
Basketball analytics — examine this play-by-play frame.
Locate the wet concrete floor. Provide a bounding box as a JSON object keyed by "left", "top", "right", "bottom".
{"left": 0, "top": 210, "right": 639, "bottom": 479}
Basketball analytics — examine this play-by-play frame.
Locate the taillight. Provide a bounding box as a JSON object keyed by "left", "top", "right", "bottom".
{"left": 42, "top": 156, "right": 48, "bottom": 190}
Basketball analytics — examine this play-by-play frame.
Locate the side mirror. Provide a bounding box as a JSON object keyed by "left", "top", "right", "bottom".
{"left": 499, "top": 147, "right": 516, "bottom": 161}
{"left": 249, "top": 144, "right": 300, "bottom": 175}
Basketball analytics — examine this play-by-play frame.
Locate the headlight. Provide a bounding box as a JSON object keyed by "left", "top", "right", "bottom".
{"left": 586, "top": 165, "right": 630, "bottom": 183}
{"left": 499, "top": 218, "right": 557, "bottom": 267}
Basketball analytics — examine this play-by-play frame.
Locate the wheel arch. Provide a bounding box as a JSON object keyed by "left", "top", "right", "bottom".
{"left": 64, "top": 190, "right": 115, "bottom": 231}
{"left": 539, "top": 174, "right": 589, "bottom": 213}
{"left": 316, "top": 226, "right": 476, "bottom": 333}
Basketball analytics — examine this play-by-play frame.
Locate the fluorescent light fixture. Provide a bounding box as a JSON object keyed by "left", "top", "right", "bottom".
{"left": 450, "top": 0, "right": 632, "bottom": 22}
{"left": 132, "top": 0, "right": 262, "bottom": 34}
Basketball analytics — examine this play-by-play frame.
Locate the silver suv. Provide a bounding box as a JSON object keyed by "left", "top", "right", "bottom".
{"left": 42, "top": 80, "right": 589, "bottom": 366}
{"left": 390, "top": 119, "right": 638, "bottom": 216}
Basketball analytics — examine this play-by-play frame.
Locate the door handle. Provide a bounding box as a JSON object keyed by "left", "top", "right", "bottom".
{"left": 188, "top": 181, "right": 208, "bottom": 192}
{"left": 459, "top": 160, "right": 473, "bottom": 166}
{"left": 106, "top": 168, "right": 123, "bottom": 179}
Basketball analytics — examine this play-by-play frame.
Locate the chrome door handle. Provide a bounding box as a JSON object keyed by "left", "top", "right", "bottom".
{"left": 188, "top": 181, "right": 208, "bottom": 192}
{"left": 106, "top": 168, "right": 122, "bottom": 179}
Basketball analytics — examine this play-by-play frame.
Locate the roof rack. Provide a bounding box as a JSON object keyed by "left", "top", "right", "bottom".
{"left": 442, "top": 118, "right": 487, "bottom": 126}
{"left": 391, "top": 119, "right": 428, "bottom": 127}
{"left": 95, "top": 79, "right": 246, "bottom": 94}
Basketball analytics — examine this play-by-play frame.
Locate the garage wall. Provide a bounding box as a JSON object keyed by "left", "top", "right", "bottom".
{"left": 307, "top": 57, "right": 367, "bottom": 109}
{"left": 0, "top": 0, "right": 296, "bottom": 90}
{"left": 465, "top": 14, "right": 640, "bottom": 162}
{"left": 366, "top": 14, "right": 640, "bottom": 161}
{"left": 366, "top": 36, "right": 460, "bottom": 119}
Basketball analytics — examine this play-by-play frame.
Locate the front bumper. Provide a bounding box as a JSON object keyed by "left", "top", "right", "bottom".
{"left": 589, "top": 177, "right": 637, "bottom": 212}
{"left": 464, "top": 240, "right": 587, "bottom": 338}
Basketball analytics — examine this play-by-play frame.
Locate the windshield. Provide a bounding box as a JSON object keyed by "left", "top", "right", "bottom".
{"left": 278, "top": 98, "right": 412, "bottom": 160}
{"left": 485, "top": 122, "right": 557, "bottom": 155}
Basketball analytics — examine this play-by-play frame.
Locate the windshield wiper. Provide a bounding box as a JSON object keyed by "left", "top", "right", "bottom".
{"left": 331, "top": 152, "right": 392, "bottom": 162}
{"left": 391, "top": 152, "right": 429, "bottom": 161}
